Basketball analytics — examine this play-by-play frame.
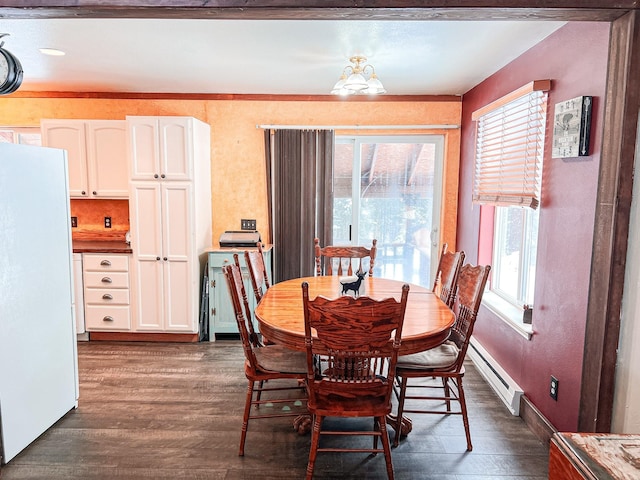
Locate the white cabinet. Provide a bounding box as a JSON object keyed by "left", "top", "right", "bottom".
{"left": 127, "top": 116, "right": 211, "bottom": 333}
{"left": 41, "top": 119, "right": 129, "bottom": 198}
{"left": 128, "top": 116, "right": 193, "bottom": 182}
{"left": 208, "top": 247, "right": 272, "bottom": 339}
{"left": 83, "top": 253, "right": 131, "bottom": 332}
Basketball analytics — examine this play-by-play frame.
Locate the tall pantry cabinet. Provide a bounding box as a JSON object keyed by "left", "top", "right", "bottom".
{"left": 127, "top": 116, "right": 211, "bottom": 333}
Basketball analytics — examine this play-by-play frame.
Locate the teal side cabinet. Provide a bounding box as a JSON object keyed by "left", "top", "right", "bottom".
{"left": 207, "top": 245, "right": 272, "bottom": 340}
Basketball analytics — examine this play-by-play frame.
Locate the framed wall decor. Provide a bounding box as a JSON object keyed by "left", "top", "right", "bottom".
{"left": 551, "top": 95, "right": 593, "bottom": 158}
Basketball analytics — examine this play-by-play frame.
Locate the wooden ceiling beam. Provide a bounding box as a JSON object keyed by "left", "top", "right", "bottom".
{"left": 0, "top": 2, "right": 634, "bottom": 22}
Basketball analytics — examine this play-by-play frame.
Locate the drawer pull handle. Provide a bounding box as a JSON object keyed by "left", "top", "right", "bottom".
{"left": 103, "top": 316, "right": 114, "bottom": 322}
{"left": 101, "top": 277, "right": 112, "bottom": 283}
{"left": 102, "top": 294, "right": 113, "bottom": 300}
{"left": 100, "top": 260, "right": 112, "bottom": 266}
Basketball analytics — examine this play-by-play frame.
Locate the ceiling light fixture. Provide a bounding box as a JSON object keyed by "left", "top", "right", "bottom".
{"left": 331, "top": 55, "right": 386, "bottom": 96}
{"left": 0, "top": 33, "right": 23, "bottom": 95}
{"left": 39, "top": 48, "right": 66, "bottom": 56}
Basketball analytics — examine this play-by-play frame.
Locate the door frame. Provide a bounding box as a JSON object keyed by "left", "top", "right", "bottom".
{"left": 335, "top": 134, "right": 445, "bottom": 283}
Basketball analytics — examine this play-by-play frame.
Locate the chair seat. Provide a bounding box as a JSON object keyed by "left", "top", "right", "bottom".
{"left": 254, "top": 344, "right": 307, "bottom": 374}
{"left": 396, "top": 340, "right": 459, "bottom": 370}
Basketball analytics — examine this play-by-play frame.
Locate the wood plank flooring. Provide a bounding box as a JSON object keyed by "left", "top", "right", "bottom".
{"left": 0, "top": 341, "right": 549, "bottom": 479}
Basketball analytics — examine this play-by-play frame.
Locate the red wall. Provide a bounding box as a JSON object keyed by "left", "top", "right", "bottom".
{"left": 458, "top": 22, "right": 610, "bottom": 431}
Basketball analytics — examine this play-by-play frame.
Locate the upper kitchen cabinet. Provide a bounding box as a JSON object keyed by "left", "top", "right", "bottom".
{"left": 128, "top": 116, "right": 202, "bottom": 182}
{"left": 41, "top": 120, "right": 128, "bottom": 198}
{"left": 127, "top": 116, "right": 211, "bottom": 334}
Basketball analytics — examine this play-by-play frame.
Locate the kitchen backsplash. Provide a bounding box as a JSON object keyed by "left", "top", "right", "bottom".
{"left": 71, "top": 199, "right": 129, "bottom": 241}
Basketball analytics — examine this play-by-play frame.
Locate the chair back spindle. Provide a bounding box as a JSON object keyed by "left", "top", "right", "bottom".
{"left": 448, "top": 263, "right": 491, "bottom": 370}
{"left": 314, "top": 238, "right": 377, "bottom": 277}
{"left": 432, "top": 243, "right": 465, "bottom": 308}
{"left": 245, "top": 242, "right": 271, "bottom": 304}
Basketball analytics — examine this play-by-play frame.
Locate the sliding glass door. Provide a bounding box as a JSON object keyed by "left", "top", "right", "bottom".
{"left": 333, "top": 135, "right": 444, "bottom": 286}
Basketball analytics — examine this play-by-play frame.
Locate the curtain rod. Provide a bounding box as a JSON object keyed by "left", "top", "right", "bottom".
{"left": 256, "top": 124, "right": 460, "bottom": 130}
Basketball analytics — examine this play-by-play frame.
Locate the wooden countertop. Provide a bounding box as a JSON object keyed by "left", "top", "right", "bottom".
{"left": 72, "top": 240, "right": 132, "bottom": 254}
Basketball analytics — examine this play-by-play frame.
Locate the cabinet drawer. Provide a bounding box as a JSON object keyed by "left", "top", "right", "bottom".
{"left": 84, "top": 271, "right": 129, "bottom": 288}
{"left": 85, "top": 305, "right": 131, "bottom": 330}
{"left": 83, "top": 254, "right": 129, "bottom": 272}
{"left": 208, "top": 252, "right": 247, "bottom": 269}
{"left": 84, "top": 288, "right": 130, "bottom": 305}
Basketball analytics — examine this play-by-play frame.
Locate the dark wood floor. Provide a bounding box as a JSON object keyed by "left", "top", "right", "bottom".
{"left": 1, "top": 341, "right": 549, "bottom": 479}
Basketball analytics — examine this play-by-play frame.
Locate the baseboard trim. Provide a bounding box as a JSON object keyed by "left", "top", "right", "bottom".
{"left": 520, "top": 394, "right": 558, "bottom": 445}
{"left": 468, "top": 337, "right": 523, "bottom": 415}
{"left": 89, "top": 332, "right": 199, "bottom": 343}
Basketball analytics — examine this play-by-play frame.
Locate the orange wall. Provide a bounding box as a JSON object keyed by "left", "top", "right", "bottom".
{"left": 70, "top": 199, "right": 130, "bottom": 240}
{"left": 0, "top": 96, "right": 461, "bottom": 247}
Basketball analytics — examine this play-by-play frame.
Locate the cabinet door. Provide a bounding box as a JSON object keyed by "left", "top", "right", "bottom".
{"left": 208, "top": 252, "right": 258, "bottom": 338}
{"left": 86, "top": 121, "right": 128, "bottom": 198}
{"left": 159, "top": 117, "right": 193, "bottom": 181}
{"left": 129, "top": 182, "right": 164, "bottom": 330}
{"left": 41, "top": 120, "right": 88, "bottom": 197}
{"left": 162, "top": 183, "right": 196, "bottom": 331}
{"left": 128, "top": 117, "right": 160, "bottom": 181}
{"left": 210, "top": 266, "right": 238, "bottom": 335}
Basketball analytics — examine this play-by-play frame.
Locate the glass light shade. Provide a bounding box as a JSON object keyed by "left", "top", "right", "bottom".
{"left": 343, "top": 72, "right": 368, "bottom": 91}
{"left": 365, "top": 75, "right": 386, "bottom": 94}
{"left": 330, "top": 75, "right": 347, "bottom": 94}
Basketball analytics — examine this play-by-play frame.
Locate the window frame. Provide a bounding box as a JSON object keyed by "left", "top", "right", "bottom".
{"left": 0, "top": 126, "right": 42, "bottom": 146}
{"left": 473, "top": 81, "right": 550, "bottom": 339}
{"left": 491, "top": 205, "right": 539, "bottom": 307}
{"left": 334, "top": 134, "right": 445, "bottom": 285}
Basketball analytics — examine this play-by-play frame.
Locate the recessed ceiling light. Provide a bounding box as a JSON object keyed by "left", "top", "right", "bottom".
{"left": 39, "top": 48, "right": 65, "bottom": 56}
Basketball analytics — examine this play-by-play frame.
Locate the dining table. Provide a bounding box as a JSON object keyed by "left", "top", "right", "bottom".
{"left": 255, "top": 275, "right": 455, "bottom": 355}
{"left": 254, "top": 275, "right": 456, "bottom": 437}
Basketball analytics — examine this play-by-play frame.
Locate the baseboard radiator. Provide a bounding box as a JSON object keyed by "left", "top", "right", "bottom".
{"left": 467, "top": 337, "right": 524, "bottom": 416}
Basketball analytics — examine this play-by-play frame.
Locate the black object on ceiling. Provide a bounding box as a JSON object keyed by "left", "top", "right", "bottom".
{"left": 0, "top": 34, "right": 23, "bottom": 95}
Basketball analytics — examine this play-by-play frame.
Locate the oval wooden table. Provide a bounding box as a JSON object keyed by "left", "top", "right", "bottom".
{"left": 254, "top": 275, "right": 456, "bottom": 437}
{"left": 255, "top": 276, "right": 455, "bottom": 355}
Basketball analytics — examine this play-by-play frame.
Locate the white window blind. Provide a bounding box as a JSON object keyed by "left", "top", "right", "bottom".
{"left": 472, "top": 81, "right": 550, "bottom": 209}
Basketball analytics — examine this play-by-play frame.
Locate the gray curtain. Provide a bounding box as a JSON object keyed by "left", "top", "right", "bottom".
{"left": 265, "top": 129, "right": 334, "bottom": 282}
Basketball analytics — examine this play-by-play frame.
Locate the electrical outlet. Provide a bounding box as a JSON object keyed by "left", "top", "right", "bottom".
{"left": 104, "top": 216, "right": 112, "bottom": 229}
{"left": 71, "top": 216, "right": 78, "bottom": 228}
{"left": 550, "top": 376, "right": 559, "bottom": 401}
{"left": 241, "top": 219, "right": 256, "bottom": 231}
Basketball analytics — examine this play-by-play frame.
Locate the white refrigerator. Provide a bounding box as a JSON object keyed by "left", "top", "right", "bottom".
{"left": 0, "top": 143, "right": 79, "bottom": 464}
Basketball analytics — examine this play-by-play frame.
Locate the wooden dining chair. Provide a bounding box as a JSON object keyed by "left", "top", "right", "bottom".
{"left": 432, "top": 243, "right": 465, "bottom": 308}
{"left": 223, "top": 255, "right": 307, "bottom": 456}
{"left": 392, "top": 263, "right": 491, "bottom": 451}
{"left": 314, "top": 237, "right": 377, "bottom": 276}
{"left": 301, "top": 281, "right": 410, "bottom": 480}
{"left": 244, "top": 242, "right": 271, "bottom": 304}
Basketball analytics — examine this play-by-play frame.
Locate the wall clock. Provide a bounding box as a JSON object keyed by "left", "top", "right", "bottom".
{"left": 551, "top": 95, "right": 593, "bottom": 158}
{"left": 0, "top": 35, "right": 23, "bottom": 95}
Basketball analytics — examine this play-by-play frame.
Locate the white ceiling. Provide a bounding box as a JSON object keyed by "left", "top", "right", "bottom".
{"left": 0, "top": 18, "right": 566, "bottom": 96}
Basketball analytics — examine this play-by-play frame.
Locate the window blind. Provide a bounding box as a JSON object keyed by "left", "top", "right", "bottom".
{"left": 472, "top": 82, "right": 549, "bottom": 209}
